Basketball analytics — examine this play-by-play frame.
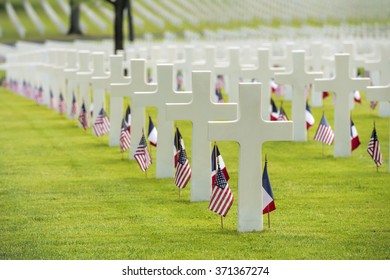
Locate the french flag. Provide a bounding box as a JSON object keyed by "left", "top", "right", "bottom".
{"left": 211, "top": 144, "right": 229, "bottom": 186}
{"left": 305, "top": 101, "right": 315, "bottom": 129}
{"left": 351, "top": 119, "right": 361, "bottom": 151}
{"left": 270, "top": 98, "right": 279, "bottom": 121}
{"left": 262, "top": 160, "right": 275, "bottom": 215}
{"left": 148, "top": 116, "right": 158, "bottom": 147}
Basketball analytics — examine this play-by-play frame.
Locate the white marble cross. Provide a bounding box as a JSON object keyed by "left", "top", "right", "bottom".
{"left": 366, "top": 84, "right": 390, "bottom": 172}
{"left": 63, "top": 50, "right": 78, "bottom": 118}
{"left": 365, "top": 48, "right": 390, "bottom": 117}
{"left": 208, "top": 82, "right": 293, "bottom": 232}
{"left": 173, "top": 45, "right": 194, "bottom": 90}
{"left": 90, "top": 52, "right": 107, "bottom": 128}
{"left": 306, "top": 42, "right": 325, "bottom": 107}
{"left": 76, "top": 50, "right": 92, "bottom": 125}
{"left": 133, "top": 64, "right": 192, "bottom": 178}
{"left": 49, "top": 49, "right": 66, "bottom": 110}
{"left": 215, "top": 47, "right": 243, "bottom": 103}
{"left": 242, "top": 48, "right": 284, "bottom": 121}
{"left": 110, "top": 59, "right": 157, "bottom": 159}
{"left": 275, "top": 50, "right": 322, "bottom": 141}
{"left": 166, "top": 71, "right": 237, "bottom": 202}
{"left": 314, "top": 54, "right": 370, "bottom": 157}
{"left": 91, "top": 54, "right": 130, "bottom": 133}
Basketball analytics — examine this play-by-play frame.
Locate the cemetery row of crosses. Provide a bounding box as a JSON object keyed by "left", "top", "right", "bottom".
{"left": 2, "top": 41, "right": 389, "bottom": 232}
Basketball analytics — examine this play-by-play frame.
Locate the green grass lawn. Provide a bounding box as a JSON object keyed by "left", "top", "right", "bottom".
{"left": 0, "top": 86, "right": 389, "bottom": 260}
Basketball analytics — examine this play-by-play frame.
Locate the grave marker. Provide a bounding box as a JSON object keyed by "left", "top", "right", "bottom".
{"left": 314, "top": 54, "right": 370, "bottom": 157}
{"left": 91, "top": 54, "right": 130, "bottom": 133}
{"left": 110, "top": 59, "right": 156, "bottom": 159}
{"left": 365, "top": 47, "right": 390, "bottom": 117}
{"left": 134, "top": 64, "right": 191, "bottom": 178}
{"left": 76, "top": 51, "right": 93, "bottom": 126}
{"left": 63, "top": 50, "right": 79, "bottom": 118}
{"left": 208, "top": 83, "right": 293, "bottom": 232}
{"left": 215, "top": 47, "right": 243, "bottom": 103}
{"left": 242, "top": 48, "right": 284, "bottom": 121}
{"left": 366, "top": 84, "right": 390, "bottom": 172}
{"left": 166, "top": 71, "right": 237, "bottom": 201}
{"left": 275, "top": 50, "right": 322, "bottom": 141}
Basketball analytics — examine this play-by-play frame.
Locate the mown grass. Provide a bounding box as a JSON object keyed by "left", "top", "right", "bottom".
{"left": 0, "top": 86, "right": 389, "bottom": 260}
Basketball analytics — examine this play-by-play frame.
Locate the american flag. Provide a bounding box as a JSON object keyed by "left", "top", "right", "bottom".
{"left": 175, "top": 145, "right": 191, "bottom": 189}
{"left": 367, "top": 126, "right": 383, "bottom": 167}
{"left": 262, "top": 160, "right": 276, "bottom": 214}
{"left": 120, "top": 118, "right": 131, "bottom": 152}
{"left": 49, "top": 90, "right": 55, "bottom": 109}
{"left": 174, "top": 127, "right": 186, "bottom": 168}
{"left": 93, "top": 107, "right": 110, "bottom": 136}
{"left": 71, "top": 93, "right": 77, "bottom": 117}
{"left": 208, "top": 164, "right": 234, "bottom": 217}
{"left": 134, "top": 132, "right": 152, "bottom": 172}
{"left": 78, "top": 101, "right": 89, "bottom": 130}
{"left": 350, "top": 119, "right": 361, "bottom": 151}
{"left": 314, "top": 113, "right": 334, "bottom": 145}
{"left": 370, "top": 101, "right": 378, "bottom": 110}
{"left": 58, "top": 93, "right": 66, "bottom": 114}
{"left": 278, "top": 103, "right": 289, "bottom": 121}
{"left": 211, "top": 144, "right": 229, "bottom": 186}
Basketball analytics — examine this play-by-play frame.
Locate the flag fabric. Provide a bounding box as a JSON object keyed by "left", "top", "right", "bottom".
{"left": 93, "top": 107, "right": 110, "bottom": 136}
{"left": 322, "top": 91, "right": 330, "bottom": 99}
{"left": 175, "top": 144, "right": 192, "bottom": 189}
{"left": 208, "top": 164, "right": 234, "bottom": 217}
{"left": 120, "top": 118, "right": 131, "bottom": 152}
{"left": 262, "top": 160, "right": 276, "bottom": 215}
{"left": 148, "top": 116, "right": 158, "bottom": 147}
{"left": 78, "top": 101, "right": 89, "bottom": 130}
{"left": 305, "top": 101, "right": 315, "bottom": 129}
{"left": 211, "top": 144, "right": 230, "bottom": 186}
{"left": 71, "top": 93, "right": 77, "bottom": 117}
{"left": 270, "top": 78, "right": 278, "bottom": 93}
{"left": 125, "top": 105, "right": 131, "bottom": 133}
{"left": 58, "top": 93, "right": 66, "bottom": 114}
{"left": 174, "top": 127, "right": 187, "bottom": 168}
{"left": 270, "top": 98, "right": 279, "bottom": 121}
{"left": 350, "top": 119, "right": 361, "bottom": 151}
{"left": 278, "top": 103, "right": 289, "bottom": 121}
{"left": 314, "top": 113, "right": 334, "bottom": 145}
{"left": 49, "top": 90, "right": 55, "bottom": 109}
{"left": 370, "top": 101, "right": 378, "bottom": 110}
{"left": 353, "top": 90, "right": 362, "bottom": 103}
{"left": 134, "top": 132, "right": 152, "bottom": 172}
{"left": 367, "top": 126, "right": 383, "bottom": 167}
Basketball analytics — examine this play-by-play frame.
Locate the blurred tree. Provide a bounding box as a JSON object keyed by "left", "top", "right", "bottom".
{"left": 68, "top": 0, "right": 82, "bottom": 35}
{"left": 105, "top": 0, "right": 134, "bottom": 53}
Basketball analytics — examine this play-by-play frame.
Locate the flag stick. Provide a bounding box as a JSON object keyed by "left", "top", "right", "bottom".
{"left": 178, "top": 188, "right": 181, "bottom": 200}
{"left": 221, "top": 215, "right": 224, "bottom": 229}
{"left": 267, "top": 209, "right": 270, "bottom": 229}
{"left": 265, "top": 154, "right": 271, "bottom": 229}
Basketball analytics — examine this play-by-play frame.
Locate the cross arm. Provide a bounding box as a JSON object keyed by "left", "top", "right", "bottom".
{"left": 208, "top": 120, "right": 241, "bottom": 142}
{"left": 263, "top": 121, "right": 294, "bottom": 143}
{"left": 366, "top": 85, "right": 390, "bottom": 101}
{"left": 350, "top": 77, "right": 371, "bottom": 90}
{"left": 166, "top": 102, "right": 194, "bottom": 121}
{"left": 314, "top": 78, "right": 337, "bottom": 92}
{"left": 209, "top": 103, "right": 238, "bottom": 121}
{"left": 110, "top": 82, "right": 131, "bottom": 98}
